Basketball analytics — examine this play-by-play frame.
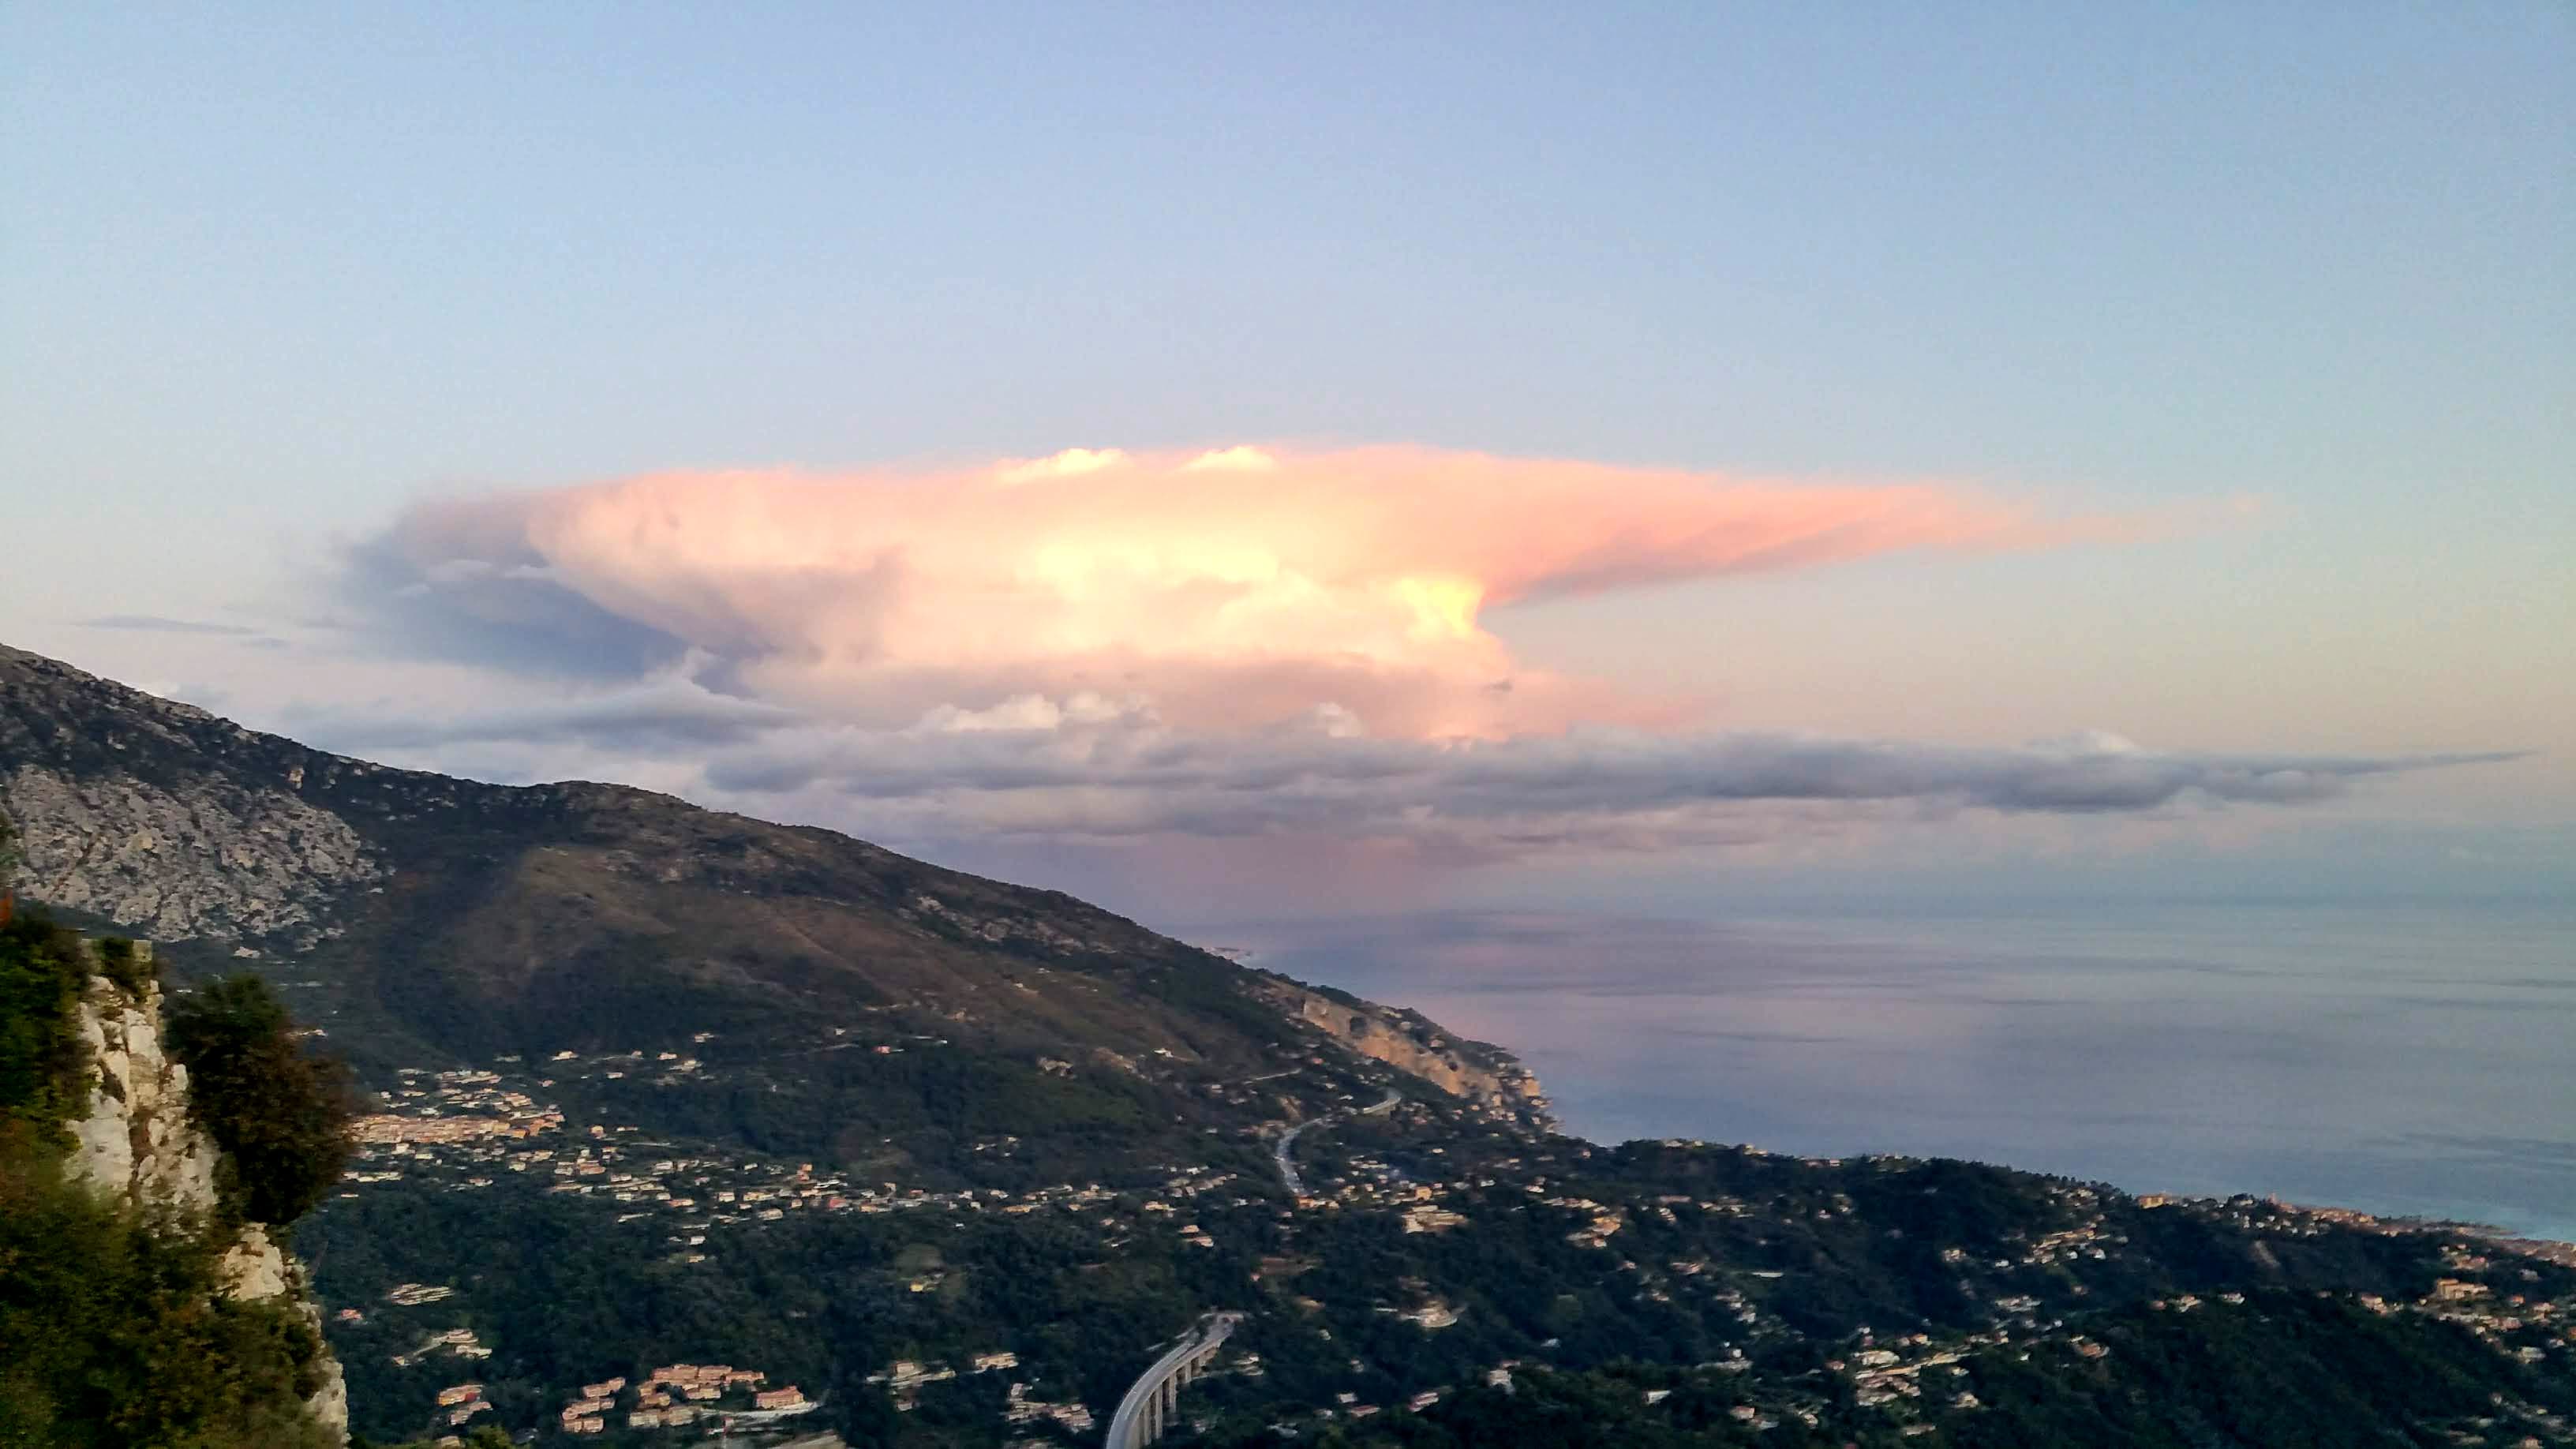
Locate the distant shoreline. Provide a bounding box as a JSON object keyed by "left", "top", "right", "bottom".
{"left": 1221, "top": 942, "right": 2576, "bottom": 1256}
{"left": 1221, "top": 901, "right": 2576, "bottom": 1260}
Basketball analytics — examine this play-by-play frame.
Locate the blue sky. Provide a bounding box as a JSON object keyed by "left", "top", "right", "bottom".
{"left": 3, "top": 4, "right": 2569, "bottom": 919}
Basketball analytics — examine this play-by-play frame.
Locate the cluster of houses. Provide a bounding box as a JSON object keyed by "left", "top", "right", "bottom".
{"left": 1400, "top": 1200, "right": 1468, "bottom": 1234}
{"left": 2151, "top": 1197, "right": 2572, "bottom": 1375}
{"left": 354, "top": 1067, "right": 565, "bottom": 1144}
{"left": 999, "top": 1378, "right": 1093, "bottom": 1437}
{"left": 864, "top": 1350, "right": 1020, "bottom": 1410}
{"left": 2412, "top": 1260, "right": 2573, "bottom": 1373}
{"left": 339, "top": 1065, "right": 1267, "bottom": 1248}
{"left": 433, "top": 1382, "right": 492, "bottom": 1428}
{"left": 1827, "top": 1333, "right": 1983, "bottom": 1412}
{"left": 552, "top": 1365, "right": 808, "bottom": 1434}
{"left": 857, "top": 1349, "right": 1111, "bottom": 1440}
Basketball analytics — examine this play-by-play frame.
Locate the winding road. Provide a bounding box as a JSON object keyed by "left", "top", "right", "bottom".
{"left": 1272, "top": 1090, "right": 1402, "bottom": 1198}
{"left": 1273, "top": 1118, "right": 1320, "bottom": 1196}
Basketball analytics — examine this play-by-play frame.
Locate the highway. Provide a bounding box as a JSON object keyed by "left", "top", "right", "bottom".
{"left": 1104, "top": 1311, "right": 1243, "bottom": 1449}
{"left": 1273, "top": 1119, "right": 1320, "bottom": 1196}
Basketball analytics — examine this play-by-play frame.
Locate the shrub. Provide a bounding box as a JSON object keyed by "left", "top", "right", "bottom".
{"left": 92, "top": 936, "right": 155, "bottom": 996}
{"left": 0, "top": 910, "right": 91, "bottom": 1148}
{"left": 165, "top": 976, "right": 354, "bottom": 1227}
{"left": 0, "top": 1154, "right": 339, "bottom": 1449}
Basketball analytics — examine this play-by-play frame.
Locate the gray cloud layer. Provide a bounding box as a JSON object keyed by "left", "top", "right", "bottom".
{"left": 80, "top": 614, "right": 264, "bottom": 638}
{"left": 300, "top": 670, "right": 799, "bottom": 753}
{"left": 333, "top": 503, "right": 691, "bottom": 680}
{"left": 294, "top": 675, "right": 2513, "bottom": 851}
{"left": 712, "top": 720, "right": 2507, "bottom": 839}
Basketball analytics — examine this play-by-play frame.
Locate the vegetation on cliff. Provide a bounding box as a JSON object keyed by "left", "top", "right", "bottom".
{"left": 0, "top": 912, "right": 346, "bottom": 1449}
{"left": 167, "top": 975, "right": 354, "bottom": 1226}
{"left": 0, "top": 909, "right": 91, "bottom": 1155}
{"left": 0, "top": 1170, "right": 339, "bottom": 1449}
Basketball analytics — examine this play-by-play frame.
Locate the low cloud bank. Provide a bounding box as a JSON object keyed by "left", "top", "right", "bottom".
{"left": 302, "top": 670, "right": 2509, "bottom": 854}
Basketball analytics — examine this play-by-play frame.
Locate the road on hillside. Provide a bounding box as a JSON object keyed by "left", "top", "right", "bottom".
{"left": 1273, "top": 1090, "right": 1402, "bottom": 1197}
{"left": 1273, "top": 1119, "right": 1319, "bottom": 1196}
{"left": 1105, "top": 1312, "right": 1244, "bottom": 1449}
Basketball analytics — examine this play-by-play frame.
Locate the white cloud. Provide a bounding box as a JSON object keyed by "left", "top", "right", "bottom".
{"left": 1181, "top": 445, "right": 1280, "bottom": 473}
{"left": 994, "top": 447, "right": 1129, "bottom": 484}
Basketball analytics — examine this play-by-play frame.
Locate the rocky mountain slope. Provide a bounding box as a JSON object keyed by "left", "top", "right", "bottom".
{"left": 0, "top": 643, "right": 1553, "bottom": 1177}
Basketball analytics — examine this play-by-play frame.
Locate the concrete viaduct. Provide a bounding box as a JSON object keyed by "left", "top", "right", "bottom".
{"left": 1105, "top": 1311, "right": 1243, "bottom": 1449}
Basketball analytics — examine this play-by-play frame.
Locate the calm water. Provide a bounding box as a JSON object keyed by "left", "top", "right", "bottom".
{"left": 1237, "top": 898, "right": 2576, "bottom": 1243}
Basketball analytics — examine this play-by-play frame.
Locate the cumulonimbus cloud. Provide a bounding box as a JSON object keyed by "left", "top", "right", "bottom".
{"left": 341, "top": 444, "right": 2052, "bottom": 737}
{"left": 304, "top": 441, "right": 2523, "bottom": 859}
{"left": 305, "top": 444, "right": 2516, "bottom": 857}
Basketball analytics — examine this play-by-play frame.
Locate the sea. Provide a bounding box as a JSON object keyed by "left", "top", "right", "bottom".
{"left": 1234, "top": 897, "right": 2576, "bottom": 1244}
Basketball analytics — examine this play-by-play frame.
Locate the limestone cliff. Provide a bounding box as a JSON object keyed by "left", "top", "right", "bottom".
{"left": 64, "top": 949, "right": 350, "bottom": 1443}
{"left": 1252, "top": 975, "right": 1554, "bottom": 1132}
{"left": 2, "top": 762, "right": 380, "bottom": 946}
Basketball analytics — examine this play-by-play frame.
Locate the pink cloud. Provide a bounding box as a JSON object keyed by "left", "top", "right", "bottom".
{"left": 365, "top": 444, "right": 2041, "bottom": 737}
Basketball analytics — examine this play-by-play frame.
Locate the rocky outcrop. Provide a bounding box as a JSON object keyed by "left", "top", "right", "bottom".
{"left": 2, "top": 764, "right": 379, "bottom": 945}
{"left": 66, "top": 951, "right": 223, "bottom": 1215}
{"left": 1253, "top": 977, "right": 1554, "bottom": 1132}
{"left": 219, "top": 1221, "right": 351, "bottom": 1435}
{"left": 62, "top": 957, "right": 350, "bottom": 1444}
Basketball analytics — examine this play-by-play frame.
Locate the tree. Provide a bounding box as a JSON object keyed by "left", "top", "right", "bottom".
{"left": 0, "top": 908, "right": 90, "bottom": 1147}
{"left": 165, "top": 976, "right": 354, "bottom": 1226}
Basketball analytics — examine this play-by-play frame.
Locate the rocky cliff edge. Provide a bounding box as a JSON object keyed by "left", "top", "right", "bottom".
{"left": 1252, "top": 975, "right": 1555, "bottom": 1132}
{"left": 64, "top": 945, "right": 349, "bottom": 1443}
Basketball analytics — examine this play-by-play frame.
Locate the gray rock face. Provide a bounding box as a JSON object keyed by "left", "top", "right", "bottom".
{"left": 1252, "top": 976, "right": 1556, "bottom": 1132}
{"left": 3, "top": 764, "right": 380, "bottom": 943}
{"left": 66, "top": 968, "right": 224, "bottom": 1215}
{"left": 62, "top": 968, "right": 350, "bottom": 1445}
{"left": 219, "top": 1221, "right": 352, "bottom": 1434}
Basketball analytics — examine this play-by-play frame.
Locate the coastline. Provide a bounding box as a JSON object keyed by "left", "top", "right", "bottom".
{"left": 1219, "top": 899, "right": 2576, "bottom": 1255}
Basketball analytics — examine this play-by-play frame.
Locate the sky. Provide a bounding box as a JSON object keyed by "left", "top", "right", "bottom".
{"left": 3, "top": 4, "right": 2570, "bottom": 927}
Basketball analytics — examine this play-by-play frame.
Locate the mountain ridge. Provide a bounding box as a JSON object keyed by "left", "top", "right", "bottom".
{"left": 0, "top": 642, "right": 1553, "bottom": 1142}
